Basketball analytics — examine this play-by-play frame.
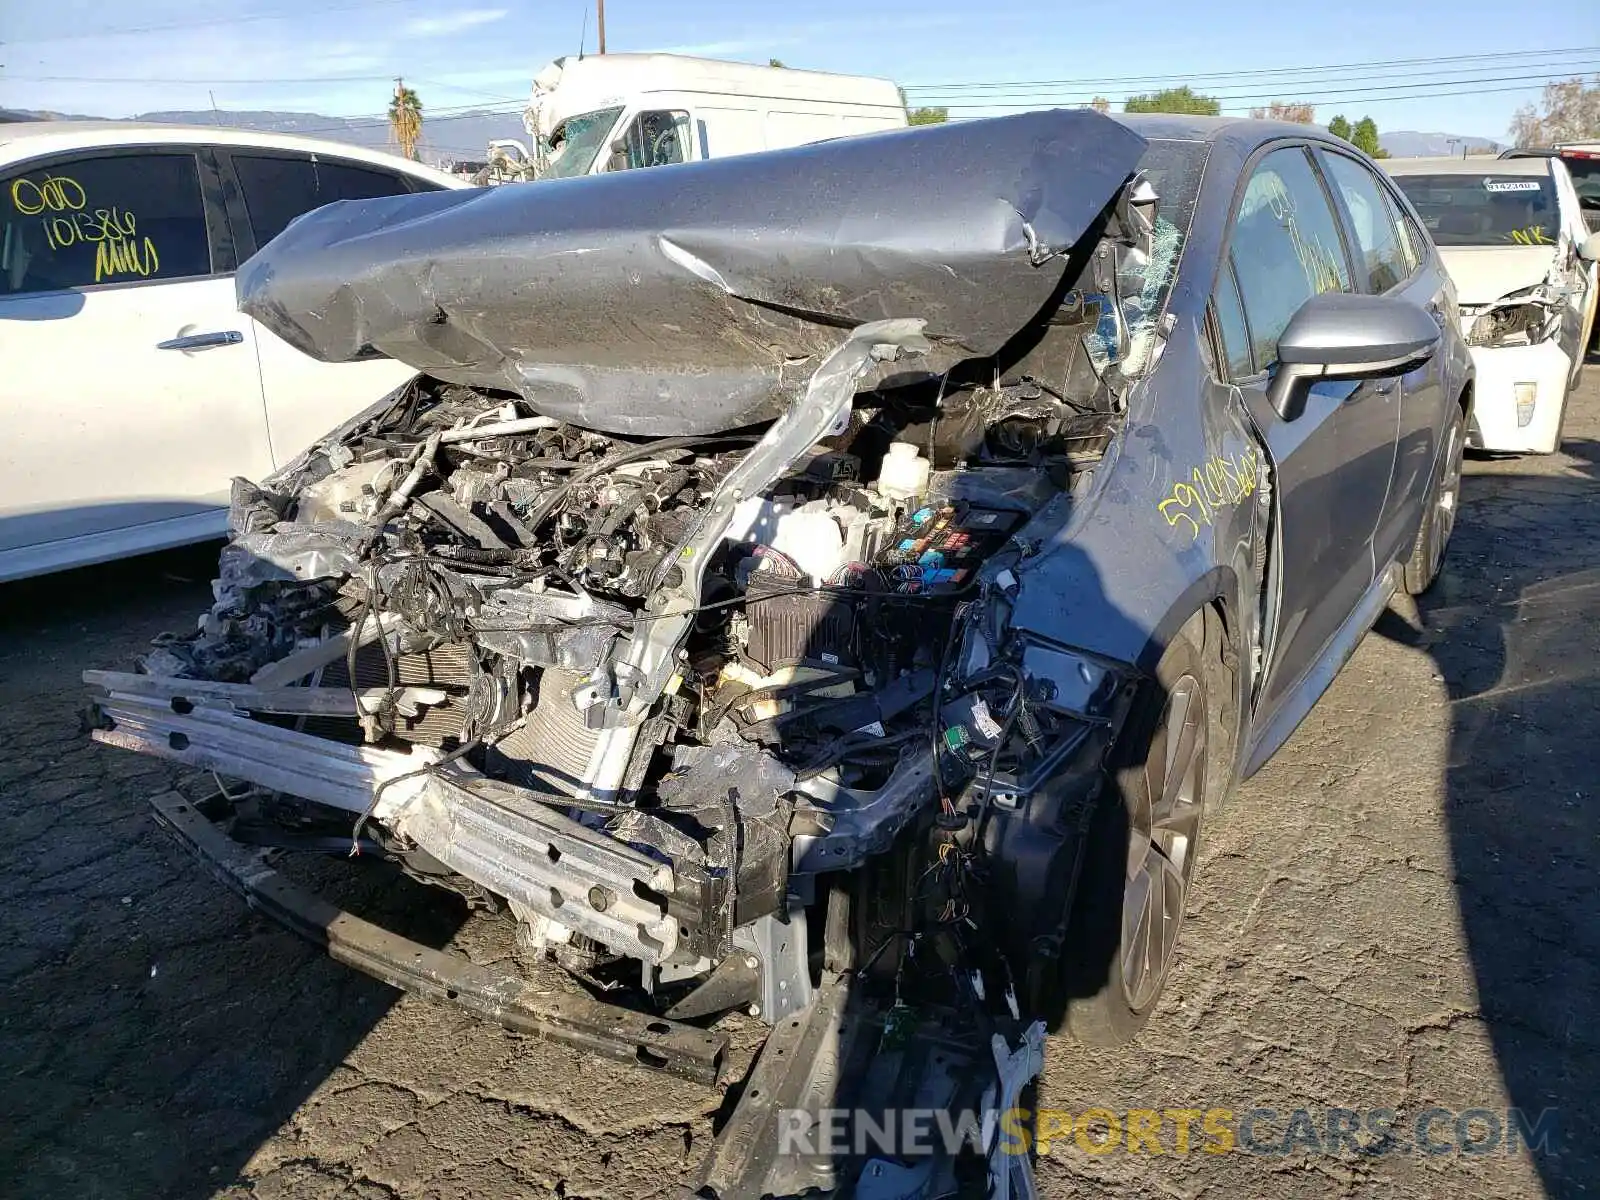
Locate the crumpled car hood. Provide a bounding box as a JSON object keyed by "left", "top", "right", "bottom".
{"left": 1437, "top": 244, "right": 1561, "bottom": 306}
{"left": 236, "top": 109, "right": 1147, "bottom": 435}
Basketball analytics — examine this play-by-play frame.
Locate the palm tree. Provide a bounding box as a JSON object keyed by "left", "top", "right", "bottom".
{"left": 388, "top": 84, "right": 423, "bottom": 160}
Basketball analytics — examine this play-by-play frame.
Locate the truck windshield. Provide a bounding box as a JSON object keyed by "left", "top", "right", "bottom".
{"left": 539, "top": 106, "right": 624, "bottom": 180}
{"left": 1392, "top": 173, "right": 1560, "bottom": 247}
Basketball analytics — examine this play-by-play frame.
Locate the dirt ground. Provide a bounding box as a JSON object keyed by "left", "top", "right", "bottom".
{"left": 3, "top": 373, "right": 1598, "bottom": 1200}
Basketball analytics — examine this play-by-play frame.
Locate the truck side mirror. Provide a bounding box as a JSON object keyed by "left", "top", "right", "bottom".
{"left": 607, "top": 139, "right": 629, "bottom": 172}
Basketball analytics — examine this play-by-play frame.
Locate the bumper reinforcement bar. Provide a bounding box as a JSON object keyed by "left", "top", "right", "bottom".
{"left": 148, "top": 789, "right": 728, "bottom": 1085}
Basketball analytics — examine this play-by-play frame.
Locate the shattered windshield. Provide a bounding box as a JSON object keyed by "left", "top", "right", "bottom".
{"left": 538, "top": 106, "right": 624, "bottom": 180}
{"left": 1086, "top": 137, "right": 1210, "bottom": 377}
{"left": 1392, "top": 173, "right": 1560, "bottom": 247}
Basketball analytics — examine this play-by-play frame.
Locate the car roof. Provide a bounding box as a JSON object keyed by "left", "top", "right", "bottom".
{"left": 1110, "top": 113, "right": 1351, "bottom": 146}
{"left": 0, "top": 120, "right": 463, "bottom": 187}
{"left": 1384, "top": 155, "right": 1551, "bottom": 177}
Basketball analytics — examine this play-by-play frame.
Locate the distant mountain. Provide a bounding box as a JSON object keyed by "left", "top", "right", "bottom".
{"left": 1380, "top": 130, "right": 1507, "bottom": 159}
{"left": 5, "top": 106, "right": 527, "bottom": 168}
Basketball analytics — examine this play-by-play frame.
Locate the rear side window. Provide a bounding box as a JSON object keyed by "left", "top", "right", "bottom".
{"left": 231, "top": 153, "right": 417, "bottom": 249}
{"left": 1212, "top": 258, "right": 1255, "bottom": 378}
{"left": 1319, "top": 151, "right": 1411, "bottom": 293}
{"left": 1227, "top": 147, "right": 1352, "bottom": 372}
{"left": 1378, "top": 185, "right": 1423, "bottom": 274}
{"left": 1, "top": 152, "right": 212, "bottom": 295}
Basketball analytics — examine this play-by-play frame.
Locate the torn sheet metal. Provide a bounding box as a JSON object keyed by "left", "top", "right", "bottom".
{"left": 236, "top": 110, "right": 1147, "bottom": 435}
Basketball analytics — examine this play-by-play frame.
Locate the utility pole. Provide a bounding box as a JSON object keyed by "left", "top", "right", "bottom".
{"left": 597, "top": 0, "right": 606, "bottom": 53}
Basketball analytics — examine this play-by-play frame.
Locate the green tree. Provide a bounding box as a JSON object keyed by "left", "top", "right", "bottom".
{"left": 1352, "top": 116, "right": 1388, "bottom": 158}
{"left": 768, "top": 58, "right": 786, "bottom": 68}
{"left": 897, "top": 85, "right": 949, "bottom": 126}
{"left": 1328, "top": 114, "right": 1351, "bottom": 141}
{"left": 1123, "top": 85, "right": 1220, "bottom": 116}
{"left": 388, "top": 83, "right": 423, "bottom": 160}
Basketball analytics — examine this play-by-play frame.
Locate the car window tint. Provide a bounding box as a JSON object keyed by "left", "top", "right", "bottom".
{"left": 0, "top": 152, "right": 211, "bottom": 295}
{"left": 1228, "top": 147, "right": 1352, "bottom": 371}
{"left": 1320, "top": 152, "right": 1410, "bottom": 293}
{"left": 232, "top": 155, "right": 320, "bottom": 248}
{"left": 318, "top": 160, "right": 421, "bottom": 202}
{"left": 232, "top": 154, "right": 416, "bottom": 249}
{"left": 1213, "top": 257, "right": 1255, "bottom": 378}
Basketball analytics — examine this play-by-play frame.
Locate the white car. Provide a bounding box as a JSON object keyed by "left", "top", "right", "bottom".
{"left": 1387, "top": 155, "right": 1600, "bottom": 454}
{"left": 0, "top": 122, "right": 463, "bottom": 582}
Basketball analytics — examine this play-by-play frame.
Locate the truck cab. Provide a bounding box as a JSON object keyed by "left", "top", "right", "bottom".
{"left": 525, "top": 53, "right": 909, "bottom": 180}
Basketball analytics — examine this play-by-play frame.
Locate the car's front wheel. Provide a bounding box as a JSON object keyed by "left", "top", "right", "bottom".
{"left": 1403, "top": 405, "right": 1465, "bottom": 595}
{"left": 1058, "top": 611, "right": 1234, "bottom": 1046}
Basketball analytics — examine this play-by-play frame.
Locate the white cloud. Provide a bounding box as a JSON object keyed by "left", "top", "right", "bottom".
{"left": 402, "top": 8, "right": 507, "bottom": 37}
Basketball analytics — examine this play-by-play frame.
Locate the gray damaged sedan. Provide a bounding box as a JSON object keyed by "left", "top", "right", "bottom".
{"left": 88, "top": 109, "right": 1472, "bottom": 1189}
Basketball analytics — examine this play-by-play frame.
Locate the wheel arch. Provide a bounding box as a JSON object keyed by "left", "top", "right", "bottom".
{"left": 1139, "top": 566, "right": 1249, "bottom": 788}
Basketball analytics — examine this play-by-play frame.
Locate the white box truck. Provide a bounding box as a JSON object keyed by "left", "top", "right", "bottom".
{"left": 476, "top": 53, "right": 908, "bottom": 183}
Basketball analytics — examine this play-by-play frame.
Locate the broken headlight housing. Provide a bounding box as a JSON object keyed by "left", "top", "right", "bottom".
{"left": 1466, "top": 300, "right": 1559, "bottom": 349}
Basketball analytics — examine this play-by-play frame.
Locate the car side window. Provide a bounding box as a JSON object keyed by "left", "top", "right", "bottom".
{"left": 231, "top": 153, "right": 419, "bottom": 250}
{"left": 1227, "top": 147, "right": 1353, "bottom": 372}
{"left": 0, "top": 152, "right": 212, "bottom": 296}
{"left": 318, "top": 160, "right": 431, "bottom": 202}
{"left": 1318, "top": 151, "right": 1410, "bottom": 293}
{"left": 610, "top": 110, "right": 691, "bottom": 171}
{"left": 1212, "top": 256, "right": 1255, "bottom": 378}
{"left": 1377, "top": 185, "right": 1422, "bottom": 274}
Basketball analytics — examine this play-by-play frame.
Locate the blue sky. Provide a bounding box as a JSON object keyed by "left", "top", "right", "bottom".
{"left": 1, "top": 0, "right": 1594, "bottom": 148}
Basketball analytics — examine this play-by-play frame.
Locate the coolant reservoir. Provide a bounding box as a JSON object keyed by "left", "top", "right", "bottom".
{"left": 878, "top": 442, "right": 930, "bottom": 502}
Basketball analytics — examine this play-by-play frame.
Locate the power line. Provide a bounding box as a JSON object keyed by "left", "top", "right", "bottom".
{"left": 933, "top": 78, "right": 1584, "bottom": 115}
{"left": 900, "top": 44, "right": 1600, "bottom": 92}
{"left": 909, "top": 60, "right": 1600, "bottom": 104}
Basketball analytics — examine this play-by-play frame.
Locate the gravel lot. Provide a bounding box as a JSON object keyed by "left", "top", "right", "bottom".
{"left": 4, "top": 371, "right": 1597, "bottom": 1200}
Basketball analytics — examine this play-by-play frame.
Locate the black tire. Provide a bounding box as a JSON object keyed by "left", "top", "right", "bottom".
{"left": 1403, "top": 405, "right": 1465, "bottom": 596}
{"left": 1059, "top": 611, "right": 1234, "bottom": 1046}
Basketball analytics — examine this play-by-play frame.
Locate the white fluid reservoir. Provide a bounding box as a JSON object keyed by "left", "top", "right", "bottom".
{"left": 878, "top": 442, "right": 930, "bottom": 502}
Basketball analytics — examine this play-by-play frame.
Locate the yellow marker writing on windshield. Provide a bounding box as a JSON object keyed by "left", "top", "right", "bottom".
{"left": 1509, "top": 226, "right": 1554, "bottom": 246}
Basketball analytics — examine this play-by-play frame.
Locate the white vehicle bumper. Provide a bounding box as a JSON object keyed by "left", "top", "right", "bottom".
{"left": 1466, "top": 341, "right": 1573, "bottom": 454}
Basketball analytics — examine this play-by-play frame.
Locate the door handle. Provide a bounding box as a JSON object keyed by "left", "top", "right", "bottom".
{"left": 157, "top": 330, "right": 243, "bottom": 351}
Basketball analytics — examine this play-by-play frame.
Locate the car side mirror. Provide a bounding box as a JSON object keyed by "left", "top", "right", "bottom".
{"left": 1578, "top": 231, "right": 1600, "bottom": 263}
{"left": 607, "top": 139, "right": 629, "bottom": 172}
{"left": 1266, "top": 292, "right": 1440, "bottom": 422}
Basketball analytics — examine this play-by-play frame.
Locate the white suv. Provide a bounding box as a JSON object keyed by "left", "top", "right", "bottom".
{"left": 0, "top": 122, "right": 464, "bottom": 582}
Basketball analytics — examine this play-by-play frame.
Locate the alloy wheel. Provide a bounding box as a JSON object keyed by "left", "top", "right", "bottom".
{"left": 1121, "top": 673, "right": 1206, "bottom": 1012}
{"left": 1427, "top": 417, "right": 1464, "bottom": 581}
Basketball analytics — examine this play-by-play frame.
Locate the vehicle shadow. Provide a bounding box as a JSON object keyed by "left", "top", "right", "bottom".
{"left": 706, "top": 535, "right": 1166, "bottom": 1196}
{"left": 0, "top": 545, "right": 472, "bottom": 1200}
{"left": 1373, "top": 434, "right": 1600, "bottom": 1197}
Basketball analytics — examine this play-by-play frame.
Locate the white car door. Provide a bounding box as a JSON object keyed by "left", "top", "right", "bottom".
{"left": 0, "top": 147, "right": 274, "bottom": 577}
{"left": 219, "top": 149, "right": 437, "bottom": 465}
{"left": 1550, "top": 160, "right": 1599, "bottom": 355}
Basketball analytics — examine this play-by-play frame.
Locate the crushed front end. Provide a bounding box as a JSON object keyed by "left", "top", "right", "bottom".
{"left": 87, "top": 107, "right": 1188, "bottom": 1193}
